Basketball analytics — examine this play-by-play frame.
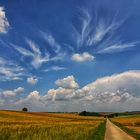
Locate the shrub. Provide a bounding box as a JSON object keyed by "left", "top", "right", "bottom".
{"left": 22, "top": 107, "right": 28, "bottom": 112}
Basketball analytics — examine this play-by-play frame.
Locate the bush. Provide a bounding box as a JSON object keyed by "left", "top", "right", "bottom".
{"left": 22, "top": 108, "right": 28, "bottom": 112}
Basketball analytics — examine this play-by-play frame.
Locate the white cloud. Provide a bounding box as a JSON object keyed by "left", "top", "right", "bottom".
{"left": 40, "top": 31, "right": 61, "bottom": 54}
{"left": 1, "top": 71, "right": 140, "bottom": 112}
{"left": 27, "top": 91, "right": 40, "bottom": 99}
{"left": 0, "top": 57, "right": 26, "bottom": 81}
{"left": 97, "top": 42, "right": 138, "bottom": 54}
{"left": 47, "top": 87, "right": 75, "bottom": 101}
{"left": 2, "top": 90, "right": 16, "bottom": 97}
{"left": 0, "top": 6, "right": 9, "bottom": 33}
{"left": 12, "top": 41, "right": 49, "bottom": 69}
{"left": 28, "top": 71, "right": 140, "bottom": 111}
{"left": 2, "top": 87, "right": 24, "bottom": 97}
{"left": 27, "top": 76, "right": 38, "bottom": 85}
{"left": 72, "top": 52, "right": 95, "bottom": 62}
{"left": 69, "top": 8, "right": 138, "bottom": 55}
{"left": 55, "top": 75, "right": 79, "bottom": 89}
{"left": 14, "top": 87, "right": 25, "bottom": 93}
{"left": 43, "top": 66, "right": 66, "bottom": 72}
{"left": 12, "top": 39, "right": 62, "bottom": 69}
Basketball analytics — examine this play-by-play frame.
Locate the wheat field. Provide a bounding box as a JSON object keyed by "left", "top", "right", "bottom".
{"left": 0, "top": 110, "right": 105, "bottom": 140}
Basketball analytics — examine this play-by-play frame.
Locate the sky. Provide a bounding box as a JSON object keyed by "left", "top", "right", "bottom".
{"left": 0, "top": 0, "right": 140, "bottom": 112}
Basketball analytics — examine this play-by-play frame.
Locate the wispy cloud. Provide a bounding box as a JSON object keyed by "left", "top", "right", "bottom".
{"left": 43, "top": 66, "right": 66, "bottom": 72}
{"left": 69, "top": 8, "right": 138, "bottom": 55}
{"left": 40, "top": 31, "right": 61, "bottom": 54}
{"left": 97, "top": 41, "right": 138, "bottom": 54}
{"left": 0, "top": 57, "right": 26, "bottom": 81}
{"left": 0, "top": 6, "right": 9, "bottom": 33}
{"left": 12, "top": 39, "right": 62, "bottom": 69}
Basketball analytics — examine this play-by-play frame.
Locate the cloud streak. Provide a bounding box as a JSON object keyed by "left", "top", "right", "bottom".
{"left": 12, "top": 39, "right": 62, "bottom": 69}
{"left": 43, "top": 66, "right": 66, "bottom": 72}
{"left": 69, "top": 7, "right": 139, "bottom": 55}
{"left": 97, "top": 41, "right": 138, "bottom": 54}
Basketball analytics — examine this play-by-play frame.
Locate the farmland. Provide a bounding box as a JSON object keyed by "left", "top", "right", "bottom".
{"left": 111, "top": 114, "right": 140, "bottom": 140}
{"left": 0, "top": 110, "right": 105, "bottom": 140}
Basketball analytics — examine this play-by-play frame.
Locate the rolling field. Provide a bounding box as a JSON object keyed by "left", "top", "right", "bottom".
{"left": 111, "top": 115, "right": 140, "bottom": 140}
{"left": 0, "top": 110, "right": 105, "bottom": 140}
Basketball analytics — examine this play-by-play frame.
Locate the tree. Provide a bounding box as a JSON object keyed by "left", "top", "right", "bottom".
{"left": 115, "top": 113, "right": 118, "bottom": 117}
{"left": 22, "top": 107, "right": 28, "bottom": 112}
{"left": 79, "top": 111, "right": 87, "bottom": 116}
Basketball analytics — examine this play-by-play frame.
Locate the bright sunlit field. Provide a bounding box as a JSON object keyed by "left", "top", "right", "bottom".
{"left": 0, "top": 110, "right": 105, "bottom": 140}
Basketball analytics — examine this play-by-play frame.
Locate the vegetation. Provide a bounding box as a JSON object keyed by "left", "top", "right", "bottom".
{"left": 111, "top": 114, "right": 140, "bottom": 140}
{"left": 22, "top": 107, "right": 28, "bottom": 112}
{"left": 92, "top": 121, "right": 106, "bottom": 140}
{"left": 79, "top": 111, "right": 100, "bottom": 116}
{"left": 79, "top": 111, "right": 119, "bottom": 118}
{"left": 0, "top": 110, "right": 105, "bottom": 140}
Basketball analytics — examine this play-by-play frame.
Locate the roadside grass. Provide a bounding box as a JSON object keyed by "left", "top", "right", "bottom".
{"left": 92, "top": 121, "right": 106, "bottom": 140}
{"left": 111, "top": 120, "right": 140, "bottom": 140}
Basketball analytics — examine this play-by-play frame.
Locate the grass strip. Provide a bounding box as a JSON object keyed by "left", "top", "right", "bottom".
{"left": 91, "top": 121, "right": 106, "bottom": 140}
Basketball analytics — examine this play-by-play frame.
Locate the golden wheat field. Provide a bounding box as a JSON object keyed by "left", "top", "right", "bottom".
{"left": 112, "top": 115, "right": 140, "bottom": 134}
{"left": 0, "top": 110, "right": 105, "bottom": 140}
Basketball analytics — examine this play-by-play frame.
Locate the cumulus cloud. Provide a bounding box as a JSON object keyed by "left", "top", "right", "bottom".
{"left": 0, "top": 6, "right": 9, "bottom": 33}
{"left": 55, "top": 75, "right": 79, "bottom": 89}
{"left": 2, "top": 87, "right": 24, "bottom": 97}
{"left": 14, "top": 87, "right": 25, "bottom": 93}
{"left": 27, "top": 77, "right": 38, "bottom": 85}
{"left": 33, "top": 71, "right": 140, "bottom": 111}
{"left": 1, "top": 71, "right": 140, "bottom": 112}
{"left": 27, "top": 91, "right": 40, "bottom": 99}
{"left": 72, "top": 52, "right": 95, "bottom": 62}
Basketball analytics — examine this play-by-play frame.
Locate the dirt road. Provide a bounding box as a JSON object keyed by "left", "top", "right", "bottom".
{"left": 104, "top": 119, "right": 135, "bottom": 140}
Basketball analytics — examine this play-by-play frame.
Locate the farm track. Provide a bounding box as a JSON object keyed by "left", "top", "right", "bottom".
{"left": 105, "top": 119, "right": 135, "bottom": 140}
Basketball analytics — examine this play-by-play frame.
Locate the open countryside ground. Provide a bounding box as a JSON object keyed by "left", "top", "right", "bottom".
{"left": 111, "top": 115, "right": 140, "bottom": 140}
{"left": 0, "top": 110, "right": 105, "bottom": 140}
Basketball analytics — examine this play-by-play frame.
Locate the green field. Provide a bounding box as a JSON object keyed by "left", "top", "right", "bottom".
{"left": 0, "top": 110, "right": 105, "bottom": 140}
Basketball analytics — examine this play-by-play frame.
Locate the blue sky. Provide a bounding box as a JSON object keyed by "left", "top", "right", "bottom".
{"left": 0, "top": 0, "right": 140, "bottom": 111}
